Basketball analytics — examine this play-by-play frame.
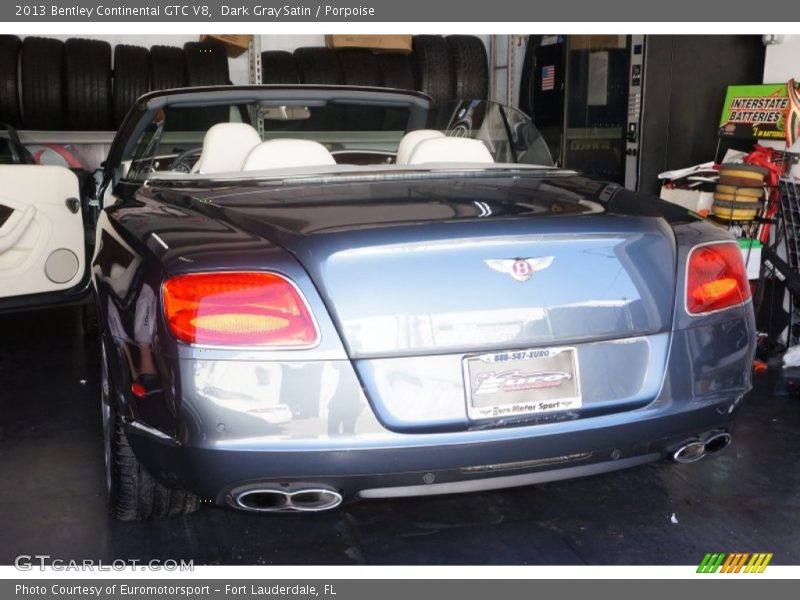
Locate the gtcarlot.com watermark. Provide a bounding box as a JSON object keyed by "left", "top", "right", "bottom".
{"left": 14, "top": 554, "right": 194, "bottom": 571}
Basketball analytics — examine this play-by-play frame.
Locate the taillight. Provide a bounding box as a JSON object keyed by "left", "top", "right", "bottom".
{"left": 686, "top": 242, "right": 751, "bottom": 315}
{"left": 162, "top": 272, "right": 318, "bottom": 346}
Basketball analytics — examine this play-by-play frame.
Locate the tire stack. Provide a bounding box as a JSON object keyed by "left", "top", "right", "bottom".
{"left": 260, "top": 35, "right": 488, "bottom": 106}
{"left": 0, "top": 34, "right": 489, "bottom": 131}
{"left": 0, "top": 36, "right": 230, "bottom": 131}
{"left": 711, "top": 164, "right": 769, "bottom": 222}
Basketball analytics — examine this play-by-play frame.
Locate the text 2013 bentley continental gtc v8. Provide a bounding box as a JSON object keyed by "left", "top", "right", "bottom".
{"left": 2, "top": 86, "right": 755, "bottom": 519}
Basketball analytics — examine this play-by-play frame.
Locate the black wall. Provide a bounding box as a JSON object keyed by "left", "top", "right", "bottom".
{"left": 638, "top": 35, "right": 766, "bottom": 195}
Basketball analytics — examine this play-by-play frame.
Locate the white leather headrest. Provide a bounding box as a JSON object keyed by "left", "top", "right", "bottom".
{"left": 407, "top": 137, "right": 494, "bottom": 165}
{"left": 241, "top": 139, "right": 336, "bottom": 171}
{"left": 395, "top": 129, "right": 445, "bottom": 165}
{"left": 192, "top": 123, "right": 262, "bottom": 174}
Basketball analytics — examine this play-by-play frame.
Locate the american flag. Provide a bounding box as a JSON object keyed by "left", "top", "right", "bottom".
{"left": 541, "top": 65, "right": 555, "bottom": 91}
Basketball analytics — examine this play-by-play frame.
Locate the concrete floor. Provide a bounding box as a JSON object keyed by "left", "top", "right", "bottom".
{"left": 0, "top": 305, "right": 798, "bottom": 565}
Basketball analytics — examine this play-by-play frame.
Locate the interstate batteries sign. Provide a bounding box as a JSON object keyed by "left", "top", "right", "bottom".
{"left": 719, "top": 84, "right": 789, "bottom": 141}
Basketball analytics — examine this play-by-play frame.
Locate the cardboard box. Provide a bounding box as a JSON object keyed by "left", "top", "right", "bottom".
{"left": 325, "top": 35, "right": 412, "bottom": 54}
{"left": 660, "top": 186, "right": 715, "bottom": 214}
{"left": 201, "top": 35, "right": 252, "bottom": 58}
{"left": 569, "top": 35, "right": 627, "bottom": 50}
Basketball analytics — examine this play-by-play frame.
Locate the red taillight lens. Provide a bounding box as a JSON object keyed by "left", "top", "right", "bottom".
{"left": 686, "top": 243, "right": 751, "bottom": 315}
{"left": 162, "top": 272, "right": 318, "bottom": 346}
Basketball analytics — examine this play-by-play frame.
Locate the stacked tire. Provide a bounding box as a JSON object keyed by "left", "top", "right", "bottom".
{"left": 0, "top": 36, "right": 230, "bottom": 131}
{"left": 286, "top": 36, "right": 488, "bottom": 104}
{"left": 0, "top": 34, "right": 489, "bottom": 131}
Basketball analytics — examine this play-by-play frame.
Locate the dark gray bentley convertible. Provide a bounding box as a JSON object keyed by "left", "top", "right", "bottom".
{"left": 83, "top": 86, "right": 755, "bottom": 519}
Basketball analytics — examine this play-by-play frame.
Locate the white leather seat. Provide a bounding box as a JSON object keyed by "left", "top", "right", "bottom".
{"left": 241, "top": 139, "right": 336, "bottom": 171}
{"left": 407, "top": 137, "right": 494, "bottom": 165}
{"left": 191, "top": 123, "right": 262, "bottom": 174}
{"left": 395, "top": 130, "right": 445, "bottom": 165}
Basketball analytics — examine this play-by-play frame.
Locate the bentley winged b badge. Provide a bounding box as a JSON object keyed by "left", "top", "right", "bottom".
{"left": 485, "top": 256, "right": 555, "bottom": 282}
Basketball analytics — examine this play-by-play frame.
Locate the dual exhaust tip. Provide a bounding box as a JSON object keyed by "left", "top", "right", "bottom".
{"left": 232, "top": 487, "right": 343, "bottom": 513}
{"left": 672, "top": 432, "right": 732, "bottom": 464}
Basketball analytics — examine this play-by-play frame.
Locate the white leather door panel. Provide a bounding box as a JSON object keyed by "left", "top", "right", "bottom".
{"left": 0, "top": 165, "right": 85, "bottom": 299}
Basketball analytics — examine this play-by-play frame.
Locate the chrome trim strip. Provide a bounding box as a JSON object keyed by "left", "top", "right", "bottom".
{"left": 126, "top": 420, "right": 178, "bottom": 443}
{"left": 358, "top": 453, "right": 659, "bottom": 499}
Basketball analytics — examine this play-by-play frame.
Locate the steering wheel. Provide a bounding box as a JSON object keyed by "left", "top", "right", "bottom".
{"left": 169, "top": 147, "right": 203, "bottom": 173}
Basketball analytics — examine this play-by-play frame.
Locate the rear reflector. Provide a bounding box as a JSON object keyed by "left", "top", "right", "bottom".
{"left": 686, "top": 242, "right": 751, "bottom": 315}
{"left": 162, "top": 272, "right": 318, "bottom": 346}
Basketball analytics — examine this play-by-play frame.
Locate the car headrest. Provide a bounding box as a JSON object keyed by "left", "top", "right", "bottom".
{"left": 395, "top": 130, "right": 445, "bottom": 165}
{"left": 241, "top": 139, "right": 337, "bottom": 171}
{"left": 192, "top": 123, "right": 262, "bottom": 174}
{"left": 407, "top": 137, "right": 494, "bottom": 165}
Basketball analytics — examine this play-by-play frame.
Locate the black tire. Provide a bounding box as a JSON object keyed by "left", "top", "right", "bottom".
{"left": 446, "top": 35, "right": 489, "bottom": 100}
{"left": 64, "top": 38, "right": 112, "bottom": 131}
{"left": 337, "top": 48, "right": 380, "bottom": 87}
{"left": 378, "top": 52, "right": 416, "bottom": 91}
{"left": 261, "top": 50, "right": 299, "bottom": 84}
{"left": 20, "top": 37, "right": 65, "bottom": 130}
{"left": 102, "top": 344, "right": 200, "bottom": 521}
{"left": 149, "top": 45, "right": 185, "bottom": 91}
{"left": 0, "top": 36, "right": 22, "bottom": 127}
{"left": 412, "top": 35, "right": 454, "bottom": 104}
{"left": 293, "top": 47, "right": 343, "bottom": 85}
{"left": 294, "top": 47, "right": 344, "bottom": 131}
{"left": 337, "top": 49, "right": 383, "bottom": 129}
{"left": 113, "top": 45, "right": 149, "bottom": 128}
{"left": 184, "top": 40, "right": 229, "bottom": 87}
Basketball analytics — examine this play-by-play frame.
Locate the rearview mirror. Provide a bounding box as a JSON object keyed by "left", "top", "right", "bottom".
{"left": 257, "top": 106, "right": 312, "bottom": 121}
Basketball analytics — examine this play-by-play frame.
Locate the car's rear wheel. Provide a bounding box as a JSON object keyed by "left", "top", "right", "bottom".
{"left": 101, "top": 342, "right": 200, "bottom": 520}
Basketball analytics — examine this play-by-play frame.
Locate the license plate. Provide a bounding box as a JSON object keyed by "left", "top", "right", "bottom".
{"left": 463, "top": 347, "right": 582, "bottom": 420}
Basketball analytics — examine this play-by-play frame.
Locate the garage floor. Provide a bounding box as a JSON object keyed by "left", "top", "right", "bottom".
{"left": 1, "top": 305, "right": 798, "bottom": 565}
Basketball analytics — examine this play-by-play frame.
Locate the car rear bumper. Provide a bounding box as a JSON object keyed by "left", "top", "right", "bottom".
{"left": 125, "top": 395, "right": 743, "bottom": 508}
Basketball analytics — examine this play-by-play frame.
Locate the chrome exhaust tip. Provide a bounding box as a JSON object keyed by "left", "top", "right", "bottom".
{"left": 704, "top": 432, "right": 732, "bottom": 454}
{"left": 233, "top": 487, "right": 343, "bottom": 513}
{"left": 672, "top": 440, "right": 706, "bottom": 463}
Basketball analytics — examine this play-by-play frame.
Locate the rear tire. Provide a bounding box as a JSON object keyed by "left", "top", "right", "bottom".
{"left": 102, "top": 342, "right": 200, "bottom": 521}
{"left": 20, "top": 37, "right": 65, "bottom": 130}
{"left": 64, "top": 38, "right": 112, "bottom": 130}
{"left": 446, "top": 35, "right": 489, "bottom": 100}
{"left": 412, "top": 35, "right": 454, "bottom": 104}
{"left": 0, "top": 35, "right": 22, "bottom": 127}
{"left": 112, "top": 45, "right": 150, "bottom": 128}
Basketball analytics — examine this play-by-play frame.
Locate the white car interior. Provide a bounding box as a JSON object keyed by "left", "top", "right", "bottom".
{"left": 191, "top": 123, "right": 263, "bottom": 174}
{"left": 0, "top": 165, "right": 85, "bottom": 298}
{"left": 395, "top": 129, "right": 445, "bottom": 165}
{"left": 407, "top": 136, "right": 495, "bottom": 165}
{"left": 241, "top": 139, "right": 337, "bottom": 171}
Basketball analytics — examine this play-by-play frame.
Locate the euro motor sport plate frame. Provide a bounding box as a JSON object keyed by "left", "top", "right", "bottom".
{"left": 463, "top": 346, "right": 582, "bottom": 420}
